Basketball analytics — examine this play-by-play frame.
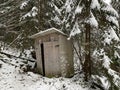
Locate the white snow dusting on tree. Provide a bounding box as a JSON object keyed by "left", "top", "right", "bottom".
{"left": 75, "top": 5, "right": 83, "bottom": 14}
{"left": 20, "top": 6, "right": 38, "bottom": 20}
{"left": 91, "top": 0, "right": 100, "bottom": 10}
{"left": 103, "top": 27, "right": 119, "bottom": 45}
{"left": 20, "top": 0, "right": 30, "bottom": 9}
{"left": 68, "top": 21, "right": 81, "bottom": 40}
{"left": 88, "top": 12, "right": 98, "bottom": 28}
{"left": 101, "top": 4, "right": 119, "bottom": 18}
{"left": 106, "top": 16, "right": 119, "bottom": 27}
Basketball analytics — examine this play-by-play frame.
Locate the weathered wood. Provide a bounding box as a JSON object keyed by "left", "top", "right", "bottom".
{"left": 59, "top": 35, "right": 74, "bottom": 77}
{"left": 31, "top": 28, "right": 74, "bottom": 77}
{"left": 44, "top": 41, "right": 61, "bottom": 77}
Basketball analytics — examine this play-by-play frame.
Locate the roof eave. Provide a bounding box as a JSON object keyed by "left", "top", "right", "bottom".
{"left": 29, "top": 28, "right": 68, "bottom": 39}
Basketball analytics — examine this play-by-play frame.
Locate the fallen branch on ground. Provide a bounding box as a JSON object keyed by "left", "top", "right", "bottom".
{"left": 0, "top": 51, "right": 35, "bottom": 62}
{"left": 91, "top": 82, "right": 105, "bottom": 90}
{"left": 0, "top": 58, "right": 18, "bottom": 67}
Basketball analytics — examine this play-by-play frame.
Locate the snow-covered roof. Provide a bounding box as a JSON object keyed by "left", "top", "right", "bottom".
{"left": 30, "top": 28, "right": 67, "bottom": 39}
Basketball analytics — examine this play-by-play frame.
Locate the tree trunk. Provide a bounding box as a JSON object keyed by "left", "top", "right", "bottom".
{"left": 83, "top": 0, "right": 91, "bottom": 81}
{"left": 84, "top": 23, "right": 91, "bottom": 81}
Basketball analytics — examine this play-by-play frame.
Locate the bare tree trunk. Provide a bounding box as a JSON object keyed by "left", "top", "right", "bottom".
{"left": 83, "top": 24, "right": 91, "bottom": 81}
{"left": 83, "top": 0, "right": 91, "bottom": 81}
{"left": 38, "top": 0, "right": 47, "bottom": 30}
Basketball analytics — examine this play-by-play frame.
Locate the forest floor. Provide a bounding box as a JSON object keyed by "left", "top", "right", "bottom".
{"left": 0, "top": 51, "right": 91, "bottom": 90}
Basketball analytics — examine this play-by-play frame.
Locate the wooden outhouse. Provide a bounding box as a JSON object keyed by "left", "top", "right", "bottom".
{"left": 30, "top": 28, "right": 74, "bottom": 77}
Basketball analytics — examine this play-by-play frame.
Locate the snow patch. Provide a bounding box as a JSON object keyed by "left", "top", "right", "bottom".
{"left": 52, "top": 3, "right": 61, "bottom": 15}
{"left": 106, "top": 16, "right": 119, "bottom": 28}
{"left": 104, "top": 27, "right": 119, "bottom": 45}
{"left": 31, "top": 7, "right": 38, "bottom": 17}
{"left": 64, "top": 0, "right": 72, "bottom": 13}
{"left": 52, "top": 16, "right": 61, "bottom": 25}
{"left": 0, "top": 56, "right": 88, "bottom": 90}
{"left": 101, "top": 5, "right": 119, "bottom": 18}
{"left": 20, "top": 0, "right": 30, "bottom": 9}
{"left": 110, "top": 27, "right": 119, "bottom": 41}
{"left": 89, "top": 12, "right": 98, "bottom": 28}
{"left": 20, "top": 6, "right": 38, "bottom": 20}
{"left": 91, "top": 0, "right": 100, "bottom": 10}
{"left": 103, "top": 54, "right": 111, "bottom": 69}
{"left": 68, "top": 22, "right": 81, "bottom": 40}
{"left": 103, "top": 0, "right": 111, "bottom": 5}
{"left": 75, "top": 6, "right": 83, "bottom": 14}
{"left": 114, "top": 51, "right": 120, "bottom": 58}
{"left": 99, "top": 76, "right": 110, "bottom": 90}
{"left": 108, "top": 69, "right": 120, "bottom": 86}
{"left": 66, "top": 4, "right": 71, "bottom": 12}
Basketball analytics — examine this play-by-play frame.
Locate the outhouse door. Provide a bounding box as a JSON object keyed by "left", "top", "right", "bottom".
{"left": 43, "top": 41, "right": 61, "bottom": 77}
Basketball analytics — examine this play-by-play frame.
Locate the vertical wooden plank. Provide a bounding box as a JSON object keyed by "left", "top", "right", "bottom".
{"left": 44, "top": 41, "right": 60, "bottom": 77}
{"left": 35, "top": 39, "right": 43, "bottom": 74}
{"left": 59, "top": 35, "right": 74, "bottom": 77}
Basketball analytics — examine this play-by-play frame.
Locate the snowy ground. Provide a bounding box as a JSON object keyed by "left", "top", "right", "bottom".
{"left": 0, "top": 52, "right": 90, "bottom": 90}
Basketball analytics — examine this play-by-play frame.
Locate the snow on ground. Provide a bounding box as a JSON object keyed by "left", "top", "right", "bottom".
{"left": 0, "top": 54, "right": 89, "bottom": 90}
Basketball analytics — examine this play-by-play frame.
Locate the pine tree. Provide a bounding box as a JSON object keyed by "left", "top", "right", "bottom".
{"left": 0, "top": 0, "right": 21, "bottom": 48}
{"left": 44, "top": 0, "right": 120, "bottom": 89}
{"left": 0, "top": 0, "right": 38, "bottom": 50}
